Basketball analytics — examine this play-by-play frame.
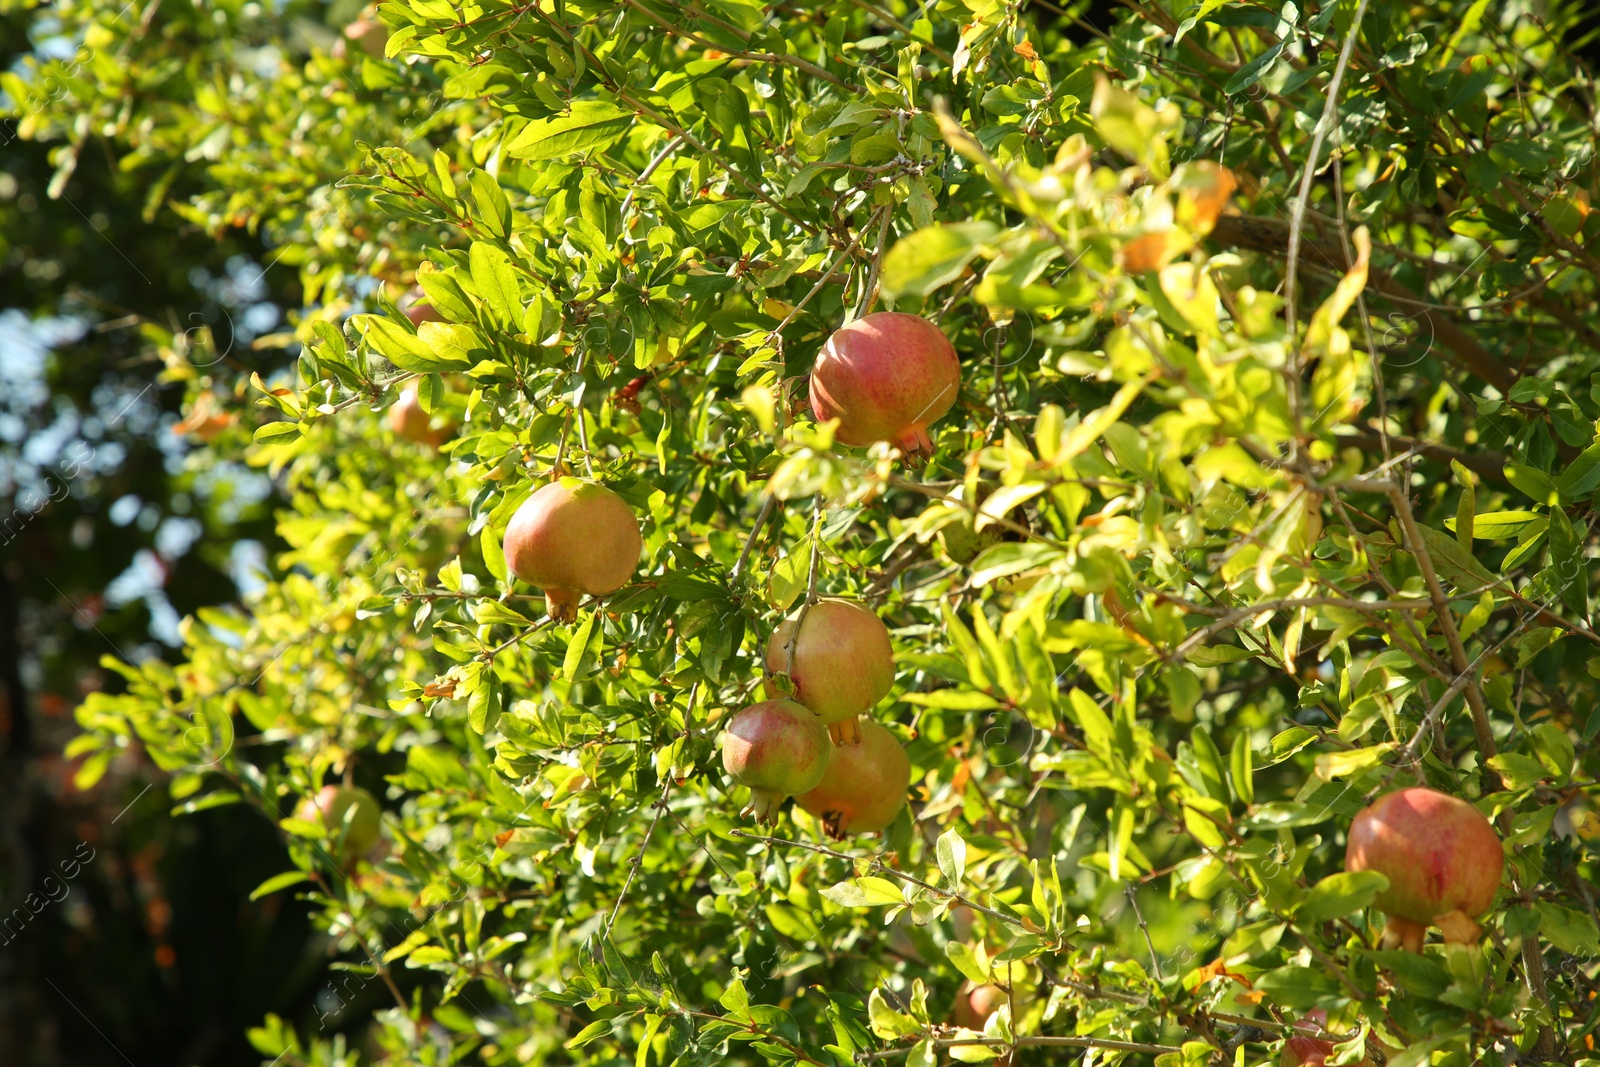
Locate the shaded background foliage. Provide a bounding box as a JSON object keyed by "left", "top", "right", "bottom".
{"left": 6, "top": 0, "right": 1600, "bottom": 1065}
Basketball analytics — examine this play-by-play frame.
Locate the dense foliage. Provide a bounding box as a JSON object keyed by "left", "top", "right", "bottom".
{"left": 10, "top": 0, "right": 1600, "bottom": 1064}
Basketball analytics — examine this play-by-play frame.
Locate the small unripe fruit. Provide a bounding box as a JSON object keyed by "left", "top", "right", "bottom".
{"left": 765, "top": 599, "right": 894, "bottom": 745}
{"left": 503, "top": 479, "right": 643, "bottom": 621}
{"left": 721, "top": 699, "right": 831, "bottom": 823}
{"left": 796, "top": 718, "right": 910, "bottom": 838}
{"left": 390, "top": 387, "right": 448, "bottom": 446}
{"left": 1344, "top": 786, "right": 1503, "bottom": 951}
{"left": 298, "top": 785, "right": 382, "bottom": 862}
{"left": 810, "top": 312, "right": 960, "bottom": 456}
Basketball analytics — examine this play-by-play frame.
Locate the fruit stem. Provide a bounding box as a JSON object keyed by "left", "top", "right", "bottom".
{"left": 779, "top": 501, "right": 826, "bottom": 681}
{"left": 1379, "top": 914, "right": 1427, "bottom": 953}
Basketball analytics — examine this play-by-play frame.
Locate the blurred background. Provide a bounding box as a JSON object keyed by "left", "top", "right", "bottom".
{"left": 0, "top": 4, "right": 399, "bottom": 1062}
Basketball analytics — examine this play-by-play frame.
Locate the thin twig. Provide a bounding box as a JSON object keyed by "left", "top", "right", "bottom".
{"left": 1285, "top": 0, "right": 1372, "bottom": 353}
{"left": 731, "top": 495, "right": 779, "bottom": 582}
{"left": 619, "top": 134, "right": 686, "bottom": 225}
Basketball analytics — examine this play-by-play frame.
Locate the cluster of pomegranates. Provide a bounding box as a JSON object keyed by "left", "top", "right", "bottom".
{"left": 484, "top": 310, "right": 960, "bottom": 831}
{"left": 724, "top": 601, "right": 911, "bottom": 834}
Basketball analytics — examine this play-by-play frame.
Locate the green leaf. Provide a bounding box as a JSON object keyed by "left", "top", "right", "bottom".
{"left": 1505, "top": 462, "right": 1559, "bottom": 505}
{"left": 357, "top": 314, "right": 467, "bottom": 372}
{"left": 469, "top": 242, "right": 522, "bottom": 325}
{"left": 1486, "top": 752, "right": 1547, "bottom": 790}
{"left": 506, "top": 100, "right": 634, "bottom": 160}
{"left": 1295, "top": 870, "right": 1389, "bottom": 925}
{"left": 253, "top": 421, "right": 302, "bottom": 442}
{"left": 936, "top": 827, "right": 966, "bottom": 887}
{"left": 563, "top": 611, "right": 599, "bottom": 679}
{"left": 1534, "top": 902, "right": 1600, "bottom": 954}
{"left": 1443, "top": 509, "right": 1542, "bottom": 539}
{"left": 821, "top": 877, "right": 904, "bottom": 908}
{"left": 880, "top": 222, "right": 998, "bottom": 299}
{"left": 248, "top": 870, "right": 311, "bottom": 901}
{"left": 1557, "top": 439, "right": 1600, "bottom": 500}
{"left": 868, "top": 989, "right": 920, "bottom": 1039}
{"left": 944, "top": 942, "right": 989, "bottom": 984}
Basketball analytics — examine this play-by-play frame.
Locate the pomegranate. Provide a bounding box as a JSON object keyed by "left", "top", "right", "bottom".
{"left": 721, "top": 699, "right": 831, "bottom": 823}
{"left": 764, "top": 599, "right": 894, "bottom": 745}
{"left": 795, "top": 718, "right": 910, "bottom": 838}
{"left": 390, "top": 387, "right": 448, "bottom": 446}
{"left": 503, "top": 479, "right": 642, "bottom": 621}
{"left": 809, "top": 312, "right": 960, "bottom": 456}
{"left": 404, "top": 301, "right": 443, "bottom": 326}
{"left": 1344, "top": 786, "right": 1503, "bottom": 951}
{"left": 1278, "top": 1011, "right": 1373, "bottom": 1067}
{"left": 952, "top": 982, "right": 1004, "bottom": 1030}
{"left": 297, "top": 785, "right": 382, "bottom": 861}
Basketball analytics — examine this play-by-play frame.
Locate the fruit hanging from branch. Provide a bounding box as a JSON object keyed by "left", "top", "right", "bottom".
{"left": 764, "top": 599, "right": 894, "bottom": 745}
{"left": 503, "top": 478, "right": 643, "bottom": 621}
{"left": 795, "top": 717, "right": 910, "bottom": 838}
{"left": 721, "top": 698, "right": 831, "bottom": 824}
{"left": 1344, "top": 786, "right": 1503, "bottom": 951}
{"left": 951, "top": 982, "right": 1005, "bottom": 1031}
{"left": 809, "top": 311, "right": 960, "bottom": 456}
{"left": 296, "top": 785, "right": 382, "bottom": 863}
{"left": 389, "top": 386, "right": 450, "bottom": 447}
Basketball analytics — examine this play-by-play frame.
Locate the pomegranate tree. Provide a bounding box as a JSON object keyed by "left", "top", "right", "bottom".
{"left": 795, "top": 718, "right": 910, "bottom": 838}
{"left": 503, "top": 479, "right": 642, "bottom": 621}
{"left": 721, "top": 699, "right": 830, "bottom": 823}
{"left": 809, "top": 311, "right": 960, "bottom": 456}
{"left": 1344, "top": 786, "right": 1503, "bottom": 951}
{"left": 297, "top": 785, "right": 382, "bottom": 861}
{"left": 764, "top": 599, "right": 894, "bottom": 745}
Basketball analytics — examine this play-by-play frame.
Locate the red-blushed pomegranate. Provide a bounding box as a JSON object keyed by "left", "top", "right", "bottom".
{"left": 390, "top": 387, "right": 448, "bottom": 446}
{"left": 503, "top": 479, "right": 642, "bottom": 621}
{"left": 764, "top": 599, "right": 894, "bottom": 745}
{"left": 404, "top": 301, "right": 443, "bottom": 326}
{"left": 809, "top": 312, "right": 960, "bottom": 456}
{"left": 795, "top": 718, "right": 910, "bottom": 838}
{"left": 1344, "top": 786, "right": 1503, "bottom": 951}
{"left": 1278, "top": 1011, "right": 1374, "bottom": 1067}
{"left": 296, "top": 785, "right": 382, "bottom": 861}
{"left": 721, "top": 699, "right": 831, "bottom": 823}
{"left": 952, "top": 982, "right": 1004, "bottom": 1030}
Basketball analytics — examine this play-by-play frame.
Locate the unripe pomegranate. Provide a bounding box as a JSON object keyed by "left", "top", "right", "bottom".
{"left": 1344, "top": 786, "right": 1503, "bottom": 951}
{"left": 764, "top": 599, "right": 894, "bottom": 745}
{"left": 1278, "top": 1011, "right": 1373, "bottom": 1067}
{"left": 503, "top": 479, "right": 643, "bottom": 621}
{"left": 952, "top": 982, "right": 1004, "bottom": 1030}
{"left": 297, "top": 785, "right": 382, "bottom": 861}
{"left": 390, "top": 387, "right": 448, "bottom": 446}
{"left": 795, "top": 718, "right": 910, "bottom": 838}
{"left": 809, "top": 312, "right": 960, "bottom": 456}
{"left": 721, "top": 699, "right": 830, "bottom": 823}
